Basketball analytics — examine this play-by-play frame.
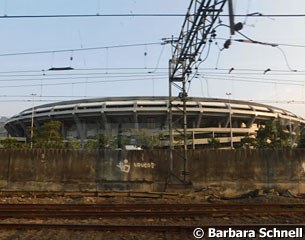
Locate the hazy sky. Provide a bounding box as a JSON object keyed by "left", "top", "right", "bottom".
{"left": 1, "top": 0, "right": 305, "bottom": 118}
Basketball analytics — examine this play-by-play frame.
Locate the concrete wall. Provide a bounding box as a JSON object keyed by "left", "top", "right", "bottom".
{"left": 188, "top": 149, "right": 305, "bottom": 195}
{"left": 0, "top": 149, "right": 305, "bottom": 194}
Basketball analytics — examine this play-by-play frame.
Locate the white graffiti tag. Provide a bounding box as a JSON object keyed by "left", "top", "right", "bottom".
{"left": 133, "top": 162, "right": 156, "bottom": 169}
{"left": 116, "top": 159, "right": 131, "bottom": 173}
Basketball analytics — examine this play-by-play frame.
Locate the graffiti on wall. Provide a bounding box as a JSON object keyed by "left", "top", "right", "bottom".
{"left": 116, "top": 159, "right": 131, "bottom": 173}
{"left": 133, "top": 162, "right": 156, "bottom": 169}
{"left": 117, "top": 159, "right": 156, "bottom": 173}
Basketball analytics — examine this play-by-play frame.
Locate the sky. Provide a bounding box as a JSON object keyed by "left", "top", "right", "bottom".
{"left": 1, "top": 0, "right": 305, "bottom": 118}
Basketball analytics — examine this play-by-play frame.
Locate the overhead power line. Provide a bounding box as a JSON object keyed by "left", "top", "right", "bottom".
{"left": 0, "top": 71, "right": 168, "bottom": 79}
{"left": 0, "top": 94, "right": 101, "bottom": 98}
{"left": 0, "top": 76, "right": 166, "bottom": 88}
{"left": 202, "top": 75, "right": 305, "bottom": 86}
{"left": 0, "top": 13, "right": 304, "bottom": 18}
{"left": 0, "top": 73, "right": 168, "bottom": 83}
{"left": 0, "top": 14, "right": 187, "bottom": 18}
{"left": 0, "top": 42, "right": 163, "bottom": 57}
{"left": 215, "top": 37, "right": 305, "bottom": 49}
{"left": 0, "top": 67, "right": 169, "bottom": 75}
{"left": 2, "top": 66, "right": 305, "bottom": 77}
{"left": 204, "top": 73, "right": 304, "bottom": 83}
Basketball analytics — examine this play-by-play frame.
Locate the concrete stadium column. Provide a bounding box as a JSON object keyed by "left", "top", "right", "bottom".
{"left": 133, "top": 102, "right": 139, "bottom": 129}
{"left": 196, "top": 103, "right": 203, "bottom": 128}
{"left": 224, "top": 115, "right": 230, "bottom": 128}
{"left": 247, "top": 115, "right": 256, "bottom": 128}
{"left": 101, "top": 111, "right": 110, "bottom": 135}
{"left": 164, "top": 113, "right": 168, "bottom": 130}
{"left": 60, "top": 122, "right": 66, "bottom": 139}
{"left": 5, "top": 124, "right": 21, "bottom": 137}
{"left": 290, "top": 121, "right": 300, "bottom": 146}
{"left": 134, "top": 112, "right": 138, "bottom": 130}
{"left": 196, "top": 111, "right": 203, "bottom": 128}
{"left": 17, "top": 120, "right": 28, "bottom": 138}
{"left": 73, "top": 114, "right": 85, "bottom": 148}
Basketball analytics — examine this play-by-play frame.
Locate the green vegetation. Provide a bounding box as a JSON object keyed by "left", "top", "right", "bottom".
{"left": 0, "top": 119, "right": 296, "bottom": 150}
{"left": 207, "top": 137, "right": 221, "bottom": 149}
{"left": 0, "top": 138, "right": 25, "bottom": 149}
{"left": 255, "top": 120, "right": 290, "bottom": 149}
{"left": 234, "top": 120, "right": 291, "bottom": 149}
{"left": 85, "top": 134, "right": 117, "bottom": 151}
{"left": 133, "top": 130, "right": 160, "bottom": 149}
{"left": 32, "top": 121, "right": 65, "bottom": 149}
{"left": 68, "top": 138, "right": 81, "bottom": 150}
{"left": 297, "top": 131, "right": 305, "bottom": 148}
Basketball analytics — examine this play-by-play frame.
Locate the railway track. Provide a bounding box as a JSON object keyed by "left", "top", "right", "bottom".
{"left": 0, "top": 203, "right": 304, "bottom": 237}
{"left": 0, "top": 203, "right": 304, "bottom": 219}
{"left": 0, "top": 190, "right": 179, "bottom": 199}
{"left": 0, "top": 223, "right": 304, "bottom": 232}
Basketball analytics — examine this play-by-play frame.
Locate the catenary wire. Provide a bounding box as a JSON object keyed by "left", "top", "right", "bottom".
{"left": 201, "top": 73, "right": 305, "bottom": 84}
{"left": 0, "top": 42, "right": 163, "bottom": 57}
{"left": 201, "top": 75, "right": 305, "bottom": 86}
{"left": 0, "top": 13, "right": 303, "bottom": 18}
{"left": 0, "top": 76, "right": 167, "bottom": 88}
{"left": 0, "top": 73, "right": 168, "bottom": 83}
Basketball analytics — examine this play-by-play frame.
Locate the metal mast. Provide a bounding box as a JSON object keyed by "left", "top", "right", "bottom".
{"left": 168, "top": 0, "right": 228, "bottom": 184}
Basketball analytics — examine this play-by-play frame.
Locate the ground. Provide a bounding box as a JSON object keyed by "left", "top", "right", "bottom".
{"left": 0, "top": 190, "right": 304, "bottom": 240}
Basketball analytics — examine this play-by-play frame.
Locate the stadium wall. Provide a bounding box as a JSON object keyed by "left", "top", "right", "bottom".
{"left": 0, "top": 149, "right": 305, "bottom": 195}
{"left": 5, "top": 97, "right": 305, "bottom": 148}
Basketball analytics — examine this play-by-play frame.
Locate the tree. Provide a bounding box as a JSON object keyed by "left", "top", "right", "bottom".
{"left": 238, "top": 134, "right": 256, "bottom": 149}
{"left": 33, "top": 121, "right": 64, "bottom": 149}
{"left": 84, "top": 134, "right": 117, "bottom": 151}
{"left": 134, "top": 130, "right": 161, "bottom": 149}
{"left": 0, "top": 138, "right": 25, "bottom": 149}
{"left": 207, "top": 137, "right": 220, "bottom": 149}
{"left": 84, "top": 139, "right": 98, "bottom": 152}
{"left": 68, "top": 138, "right": 81, "bottom": 150}
{"left": 297, "top": 131, "right": 305, "bottom": 148}
{"left": 256, "top": 120, "right": 290, "bottom": 149}
{"left": 96, "top": 134, "right": 117, "bottom": 149}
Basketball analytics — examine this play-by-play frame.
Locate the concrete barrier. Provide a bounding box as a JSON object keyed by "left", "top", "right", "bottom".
{"left": 0, "top": 149, "right": 304, "bottom": 194}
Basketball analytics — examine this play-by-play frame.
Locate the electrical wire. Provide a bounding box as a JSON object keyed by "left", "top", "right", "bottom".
{"left": 213, "top": 26, "right": 299, "bottom": 72}
{"left": 2, "top": 67, "right": 305, "bottom": 81}
{"left": 3, "top": 66, "right": 305, "bottom": 76}
{"left": 199, "top": 68, "right": 305, "bottom": 73}
{"left": 243, "top": 0, "right": 252, "bottom": 25}
{"left": 0, "top": 76, "right": 167, "bottom": 88}
{"left": 150, "top": 44, "right": 166, "bottom": 73}
{"left": 0, "top": 73, "right": 168, "bottom": 83}
{"left": 1, "top": 99, "right": 305, "bottom": 105}
{"left": 0, "top": 13, "right": 303, "bottom": 18}
{"left": 203, "top": 72, "right": 305, "bottom": 83}
{"left": 0, "top": 42, "right": 163, "bottom": 57}
{"left": 201, "top": 74, "right": 305, "bottom": 86}
{"left": 2, "top": 69, "right": 305, "bottom": 85}
{"left": 0, "top": 94, "right": 103, "bottom": 98}
{"left": 276, "top": 46, "right": 297, "bottom": 71}
{"left": 0, "top": 71, "right": 168, "bottom": 79}
{"left": 233, "top": 39, "right": 305, "bottom": 49}
{"left": 215, "top": 37, "right": 305, "bottom": 49}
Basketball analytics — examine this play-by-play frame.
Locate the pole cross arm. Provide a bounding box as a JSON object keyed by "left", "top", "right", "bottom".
{"left": 170, "top": 0, "right": 228, "bottom": 81}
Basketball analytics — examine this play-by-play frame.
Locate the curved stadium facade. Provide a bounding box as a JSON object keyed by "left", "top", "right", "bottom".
{"left": 4, "top": 96, "right": 305, "bottom": 148}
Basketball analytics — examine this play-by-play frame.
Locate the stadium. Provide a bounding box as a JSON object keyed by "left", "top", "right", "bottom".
{"left": 4, "top": 96, "right": 305, "bottom": 148}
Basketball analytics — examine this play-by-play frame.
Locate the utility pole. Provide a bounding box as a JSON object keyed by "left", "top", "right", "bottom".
{"left": 30, "top": 93, "right": 37, "bottom": 149}
{"left": 168, "top": 0, "right": 228, "bottom": 185}
{"left": 226, "top": 92, "right": 234, "bottom": 149}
